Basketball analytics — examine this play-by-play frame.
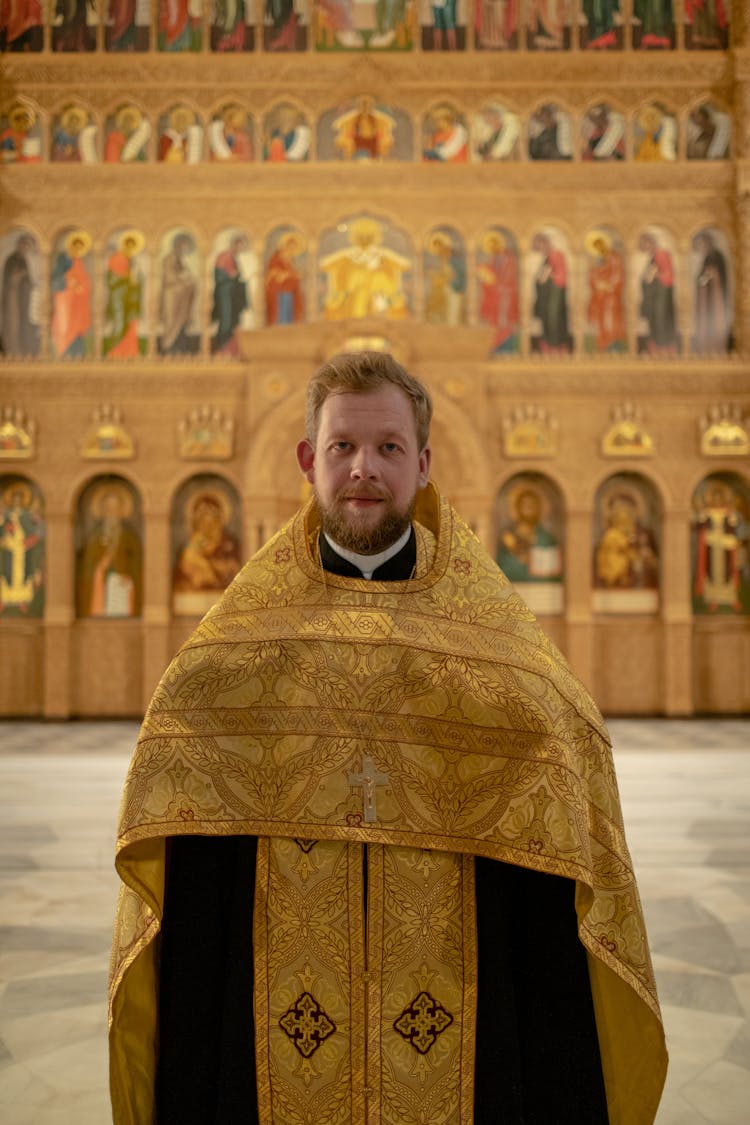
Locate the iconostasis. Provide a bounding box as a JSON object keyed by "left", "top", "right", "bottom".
{"left": 1, "top": 0, "right": 749, "bottom": 717}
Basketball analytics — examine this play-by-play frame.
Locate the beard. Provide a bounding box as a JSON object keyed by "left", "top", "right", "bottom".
{"left": 318, "top": 486, "right": 415, "bottom": 555}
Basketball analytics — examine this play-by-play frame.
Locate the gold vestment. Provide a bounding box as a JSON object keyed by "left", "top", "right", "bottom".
{"left": 109, "top": 484, "right": 667, "bottom": 1124}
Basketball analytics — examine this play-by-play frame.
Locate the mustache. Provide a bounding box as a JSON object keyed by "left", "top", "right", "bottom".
{"left": 337, "top": 486, "right": 387, "bottom": 501}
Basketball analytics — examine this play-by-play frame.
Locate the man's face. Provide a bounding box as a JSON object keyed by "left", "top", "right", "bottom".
{"left": 297, "top": 384, "right": 431, "bottom": 555}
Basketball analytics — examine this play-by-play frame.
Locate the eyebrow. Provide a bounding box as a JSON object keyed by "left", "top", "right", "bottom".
{"left": 327, "top": 426, "right": 410, "bottom": 443}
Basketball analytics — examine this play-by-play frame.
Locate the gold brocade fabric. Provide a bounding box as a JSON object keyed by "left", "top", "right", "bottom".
{"left": 109, "top": 483, "right": 667, "bottom": 1125}
{"left": 254, "top": 839, "right": 476, "bottom": 1125}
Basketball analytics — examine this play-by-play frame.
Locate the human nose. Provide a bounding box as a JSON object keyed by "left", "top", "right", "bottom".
{"left": 349, "top": 446, "right": 378, "bottom": 479}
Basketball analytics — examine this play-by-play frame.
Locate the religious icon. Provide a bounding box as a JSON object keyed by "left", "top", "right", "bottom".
{"left": 314, "top": 0, "right": 414, "bottom": 50}
{"left": 319, "top": 215, "right": 412, "bottom": 320}
{"left": 51, "top": 103, "right": 98, "bottom": 163}
{"left": 635, "top": 227, "right": 679, "bottom": 356}
{"left": 1, "top": 102, "right": 43, "bottom": 163}
{"left": 634, "top": 103, "right": 677, "bottom": 162}
{"left": 685, "top": 0, "right": 729, "bottom": 49}
{"left": 422, "top": 104, "right": 468, "bottom": 162}
{"left": 211, "top": 0, "right": 255, "bottom": 49}
{"left": 0, "top": 476, "right": 45, "bottom": 618}
{"left": 320, "top": 96, "right": 408, "bottom": 161}
{"left": 495, "top": 473, "right": 564, "bottom": 615}
{"left": 158, "top": 105, "right": 203, "bottom": 163}
{"left": 472, "top": 102, "right": 520, "bottom": 161}
{"left": 691, "top": 473, "right": 750, "bottom": 616}
{"left": 581, "top": 103, "right": 625, "bottom": 161}
{"left": 691, "top": 227, "right": 733, "bottom": 356}
{"left": 584, "top": 228, "right": 626, "bottom": 355}
{"left": 52, "top": 0, "right": 97, "bottom": 51}
{"left": 581, "top": 0, "right": 622, "bottom": 48}
{"left": 263, "top": 103, "right": 311, "bottom": 161}
{"left": 265, "top": 227, "right": 306, "bottom": 325}
{"left": 210, "top": 228, "right": 254, "bottom": 355}
{"left": 103, "top": 228, "right": 148, "bottom": 359}
{"left": 1, "top": 0, "right": 43, "bottom": 50}
{"left": 526, "top": 0, "right": 570, "bottom": 49}
{"left": 474, "top": 0, "right": 517, "bottom": 49}
{"left": 104, "top": 105, "right": 151, "bottom": 163}
{"left": 157, "top": 230, "right": 201, "bottom": 356}
{"left": 172, "top": 475, "right": 243, "bottom": 615}
{"left": 424, "top": 228, "right": 466, "bottom": 326}
{"left": 106, "top": 0, "right": 151, "bottom": 49}
{"left": 632, "top": 0, "right": 674, "bottom": 50}
{"left": 421, "top": 0, "right": 465, "bottom": 50}
{"left": 529, "top": 228, "right": 573, "bottom": 355}
{"left": 75, "top": 476, "right": 143, "bottom": 619}
{"left": 265, "top": 0, "right": 308, "bottom": 50}
{"left": 50, "top": 229, "right": 93, "bottom": 360}
{"left": 528, "top": 103, "right": 572, "bottom": 160}
{"left": 687, "top": 102, "right": 731, "bottom": 160}
{"left": 592, "top": 474, "right": 661, "bottom": 614}
{"left": 0, "top": 229, "right": 41, "bottom": 358}
{"left": 158, "top": 0, "right": 202, "bottom": 49}
{"left": 477, "top": 228, "right": 519, "bottom": 356}
{"left": 208, "top": 103, "right": 254, "bottom": 162}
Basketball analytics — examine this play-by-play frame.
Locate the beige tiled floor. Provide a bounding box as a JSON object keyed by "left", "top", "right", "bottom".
{"left": 0, "top": 718, "right": 748, "bottom": 1123}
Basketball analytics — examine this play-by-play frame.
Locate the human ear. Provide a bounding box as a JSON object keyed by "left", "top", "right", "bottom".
{"left": 417, "top": 445, "right": 432, "bottom": 489}
{"left": 296, "top": 439, "right": 315, "bottom": 482}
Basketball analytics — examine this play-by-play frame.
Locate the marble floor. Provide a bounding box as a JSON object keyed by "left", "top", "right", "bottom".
{"left": 0, "top": 718, "right": 748, "bottom": 1124}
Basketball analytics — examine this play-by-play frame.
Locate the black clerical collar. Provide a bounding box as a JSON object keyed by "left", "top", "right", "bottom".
{"left": 319, "top": 528, "right": 416, "bottom": 581}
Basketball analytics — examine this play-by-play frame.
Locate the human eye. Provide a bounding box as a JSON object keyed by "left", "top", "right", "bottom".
{"left": 382, "top": 441, "right": 401, "bottom": 454}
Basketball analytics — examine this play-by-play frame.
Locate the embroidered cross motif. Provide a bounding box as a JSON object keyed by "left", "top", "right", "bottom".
{"left": 347, "top": 755, "right": 390, "bottom": 823}
{"left": 279, "top": 992, "right": 336, "bottom": 1058}
{"left": 393, "top": 991, "right": 454, "bottom": 1055}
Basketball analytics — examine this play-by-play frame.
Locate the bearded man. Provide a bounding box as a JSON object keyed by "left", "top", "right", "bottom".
{"left": 109, "top": 352, "right": 667, "bottom": 1124}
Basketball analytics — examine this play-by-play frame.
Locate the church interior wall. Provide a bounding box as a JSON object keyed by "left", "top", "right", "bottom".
{"left": 1, "top": 1, "right": 749, "bottom": 717}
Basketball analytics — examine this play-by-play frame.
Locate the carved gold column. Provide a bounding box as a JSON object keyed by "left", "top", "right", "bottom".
{"left": 43, "top": 511, "right": 75, "bottom": 718}
{"left": 142, "top": 509, "right": 172, "bottom": 709}
{"left": 738, "top": 175, "right": 750, "bottom": 355}
{"left": 660, "top": 508, "right": 695, "bottom": 716}
{"left": 733, "top": 46, "right": 750, "bottom": 355}
{"left": 563, "top": 508, "right": 595, "bottom": 695}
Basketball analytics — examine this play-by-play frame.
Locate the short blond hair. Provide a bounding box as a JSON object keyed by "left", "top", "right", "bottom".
{"left": 305, "top": 351, "right": 432, "bottom": 450}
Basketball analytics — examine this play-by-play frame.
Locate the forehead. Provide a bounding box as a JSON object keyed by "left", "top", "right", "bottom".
{"left": 318, "top": 385, "right": 417, "bottom": 438}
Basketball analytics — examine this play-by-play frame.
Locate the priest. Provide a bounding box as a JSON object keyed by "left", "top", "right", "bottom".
{"left": 109, "top": 351, "right": 667, "bottom": 1124}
